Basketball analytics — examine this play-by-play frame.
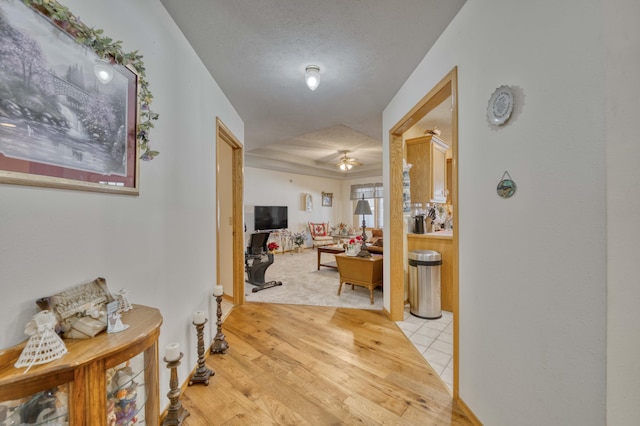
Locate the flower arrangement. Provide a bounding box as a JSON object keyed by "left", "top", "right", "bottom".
{"left": 332, "top": 222, "right": 349, "bottom": 235}
{"left": 267, "top": 242, "right": 279, "bottom": 252}
{"left": 345, "top": 235, "right": 362, "bottom": 256}
{"left": 348, "top": 235, "right": 362, "bottom": 245}
{"left": 292, "top": 232, "right": 305, "bottom": 247}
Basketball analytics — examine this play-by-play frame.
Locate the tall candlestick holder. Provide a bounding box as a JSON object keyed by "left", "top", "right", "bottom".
{"left": 189, "top": 319, "right": 214, "bottom": 386}
{"left": 162, "top": 353, "right": 190, "bottom": 425}
{"left": 210, "top": 295, "right": 229, "bottom": 354}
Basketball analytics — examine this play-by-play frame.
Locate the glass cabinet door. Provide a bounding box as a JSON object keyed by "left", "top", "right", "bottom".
{"left": 106, "top": 351, "right": 149, "bottom": 426}
{"left": 0, "top": 383, "right": 69, "bottom": 425}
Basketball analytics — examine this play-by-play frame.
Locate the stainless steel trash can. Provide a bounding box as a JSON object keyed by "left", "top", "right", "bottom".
{"left": 408, "top": 250, "right": 442, "bottom": 319}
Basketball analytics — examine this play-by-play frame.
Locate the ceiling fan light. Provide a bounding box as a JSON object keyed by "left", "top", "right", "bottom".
{"left": 305, "top": 65, "right": 320, "bottom": 91}
{"left": 339, "top": 161, "right": 352, "bottom": 171}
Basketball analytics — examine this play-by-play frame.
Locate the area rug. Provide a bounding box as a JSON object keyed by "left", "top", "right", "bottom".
{"left": 244, "top": 248, "right": 383, "bottom": 310}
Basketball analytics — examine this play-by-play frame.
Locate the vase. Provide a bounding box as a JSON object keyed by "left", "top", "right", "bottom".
{"left": 345, "top": 245, "right": 359, "bottom": 256}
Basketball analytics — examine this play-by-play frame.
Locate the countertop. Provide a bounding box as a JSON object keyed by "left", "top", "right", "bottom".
{"left": 407, "top": 230, "right": 453, "bottom": 239}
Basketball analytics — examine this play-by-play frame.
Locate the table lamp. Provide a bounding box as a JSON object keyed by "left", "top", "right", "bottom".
{"left": 354, "top": 195, "right": 372, "bottom": 257}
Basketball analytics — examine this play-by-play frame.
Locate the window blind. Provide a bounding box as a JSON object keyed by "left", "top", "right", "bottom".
{"left": 350, "top": 183, "right": 383, "bottom": 200}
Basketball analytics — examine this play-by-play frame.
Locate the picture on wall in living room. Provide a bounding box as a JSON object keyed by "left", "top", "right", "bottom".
{"left": 304, "top": 193, "right": 312, "bottom": 211}
{"left": 322, "top": 192, "right": 333, "bottom": 207}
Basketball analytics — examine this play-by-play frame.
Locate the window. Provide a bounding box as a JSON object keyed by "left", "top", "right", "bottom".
{"left": 350, "top": 183, "right": 383, "bottom": 229}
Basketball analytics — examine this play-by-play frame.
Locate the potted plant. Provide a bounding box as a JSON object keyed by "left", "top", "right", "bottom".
{"left": 292, "top": 232, "right": 306, "bottom": 253}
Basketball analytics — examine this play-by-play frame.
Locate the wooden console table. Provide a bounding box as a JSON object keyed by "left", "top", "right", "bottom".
{"left": 0, "top": 305, "right": 162, "bottom": 425}
{"left": 335, "top": 253, "right": 383, "bottom": 304}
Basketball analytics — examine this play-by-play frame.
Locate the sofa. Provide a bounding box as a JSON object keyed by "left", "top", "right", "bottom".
{"left": 366, "top": 229, "right": 383, "bottom": 254}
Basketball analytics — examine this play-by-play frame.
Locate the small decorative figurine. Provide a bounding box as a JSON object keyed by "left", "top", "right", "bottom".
{"left": 15, "top": 310, "right": 67, "bottom": 372}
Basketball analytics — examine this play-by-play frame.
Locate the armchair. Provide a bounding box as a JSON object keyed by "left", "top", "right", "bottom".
{"left": 308, "top": 222, "right": 333, "bottom": 248}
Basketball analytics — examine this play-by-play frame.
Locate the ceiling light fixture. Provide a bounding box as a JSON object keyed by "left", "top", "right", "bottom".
{"left": 339, "top": 161, "right": 353, "bottom": 171}
{"left": 336, "top": 151, "right": 361, "bottom": 171}
{"left": 305, "top": 65, "right": 320, "bottom": 91}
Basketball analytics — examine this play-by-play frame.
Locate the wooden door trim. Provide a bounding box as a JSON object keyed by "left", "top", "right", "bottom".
{"left": 216, "top": 117, "right": 245, "bottom": 306}
{"left": 388, "top": 67, "right": 459, "bottom": 398}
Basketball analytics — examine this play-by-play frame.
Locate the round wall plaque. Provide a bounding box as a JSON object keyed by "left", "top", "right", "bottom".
{"left": 487, "top": 85, "right": 514, "bottom": 126}
{"left": 497, "top": 171, "right": 517, "bottom": 198}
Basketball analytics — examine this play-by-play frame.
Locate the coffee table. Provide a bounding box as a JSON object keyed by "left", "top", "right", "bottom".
{"left": 317, "top": 245, "right": 345, "bottom": 270}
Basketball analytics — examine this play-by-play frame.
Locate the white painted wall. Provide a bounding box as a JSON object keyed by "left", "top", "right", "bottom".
{"left": 384, "top": 0, "right": 607, "bottom": 424}
{"left": 244, "top": 168, "right": 382, "bottom": 245}
{"left": 605, "top": 0, "right": 640, "bottom": 424}
{"left": 0, "top": 0, "right": 243, "bottom": 407}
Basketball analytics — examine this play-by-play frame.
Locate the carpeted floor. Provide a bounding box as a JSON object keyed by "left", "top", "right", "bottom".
{"left": 245, "top": 248, "right": 383, "bottom": 310}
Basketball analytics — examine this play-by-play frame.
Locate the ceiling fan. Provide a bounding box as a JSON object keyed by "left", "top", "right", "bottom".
{"left": 336, "top": 151, "right": 362, "bottom": 171}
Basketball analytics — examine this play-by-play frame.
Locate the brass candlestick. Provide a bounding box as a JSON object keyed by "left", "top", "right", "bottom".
{"left": 162, "top": 353, "right": 190, "bottom": 425}
{"left": 210, "top": 295, "right": 229, "bottom": 354}
{"left": 189, "top": 320, "right": 214, "bottom": 386}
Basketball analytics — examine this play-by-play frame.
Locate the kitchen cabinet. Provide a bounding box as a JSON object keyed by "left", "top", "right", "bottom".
{"left": 0, "top": 305, "right": 162, "bottom": 425}
{"left": 406, "top": 135, "right": 450, "bottom": 204}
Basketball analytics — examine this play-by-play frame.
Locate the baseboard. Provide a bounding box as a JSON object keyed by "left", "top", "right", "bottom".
{"left": 456, "top": 395, "right": 482, "bottom": 425}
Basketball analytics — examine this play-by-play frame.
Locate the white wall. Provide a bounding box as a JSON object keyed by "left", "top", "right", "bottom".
{"left": 605, "top": 0, "right": 640, "bottom": 424}
{"left": 384, "top": 0, "right": 607, "bottom": 424}
{"left": 0, "top": 0, "right": 243, "bottom": 406}
{"left": 244, "top": 168, "right": 382, "bottom": 245}
{"left": 245, "top": 167, "right": 345, "bottom": 244}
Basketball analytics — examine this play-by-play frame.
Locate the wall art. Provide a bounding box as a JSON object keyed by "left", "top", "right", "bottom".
{"left": 0, "top": 0, "right": 158, "bottom": 194}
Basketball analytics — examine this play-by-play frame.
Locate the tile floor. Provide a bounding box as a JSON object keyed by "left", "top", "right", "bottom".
{"left": 396, "top": 306, "right": 453, "bottom": 391}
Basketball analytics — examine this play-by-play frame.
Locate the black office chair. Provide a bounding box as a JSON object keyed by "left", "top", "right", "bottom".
{"left": 245, "top": 232, "right": 282, "bottom": 292}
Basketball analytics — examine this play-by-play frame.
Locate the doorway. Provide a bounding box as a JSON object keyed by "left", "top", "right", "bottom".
{"left": 388, "top": 67, "right": 459, "bottom": 395}
{"left": 215, "top": 118, "right": 245, "bottom": 306}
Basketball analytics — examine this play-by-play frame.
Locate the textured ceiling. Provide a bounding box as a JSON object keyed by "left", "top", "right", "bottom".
{"left": 159, "top": 0, "right": 466, "bottom": 179}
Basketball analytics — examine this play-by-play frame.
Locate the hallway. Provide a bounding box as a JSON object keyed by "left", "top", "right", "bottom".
{"left": 182, "top": 303, "right": 470, "bottom": 425}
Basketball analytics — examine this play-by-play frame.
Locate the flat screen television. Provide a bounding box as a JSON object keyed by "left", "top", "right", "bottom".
{"left": 254, "top": 206, "right": 288, "bottom": 230}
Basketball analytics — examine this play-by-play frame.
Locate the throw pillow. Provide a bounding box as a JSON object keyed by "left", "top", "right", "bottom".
{"left": 309, "top": 222, "right": 328, "bottom": 238}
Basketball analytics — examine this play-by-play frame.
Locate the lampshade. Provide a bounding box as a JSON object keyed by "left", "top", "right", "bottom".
{"left": 354, "top": 199, "right": 372, "bottom": 216}
{"left": 305, "top": 65, "right": 320, "bottom": 91}
{"left": 94, "top": 60, "right": 114, "bottom": 84}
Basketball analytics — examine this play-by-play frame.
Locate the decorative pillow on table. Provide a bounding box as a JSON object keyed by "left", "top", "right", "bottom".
{"left": 36, "top": 277, "right": 115, "bottom": 339}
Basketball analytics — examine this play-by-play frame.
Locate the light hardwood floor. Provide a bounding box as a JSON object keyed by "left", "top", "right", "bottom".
{"left": 182, "top": 303, "right": 471, "bottom": 425}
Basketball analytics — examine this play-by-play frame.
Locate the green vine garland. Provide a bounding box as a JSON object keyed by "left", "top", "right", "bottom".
{"left": 24, "top": 0, "right": 159, "bottom": 160}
